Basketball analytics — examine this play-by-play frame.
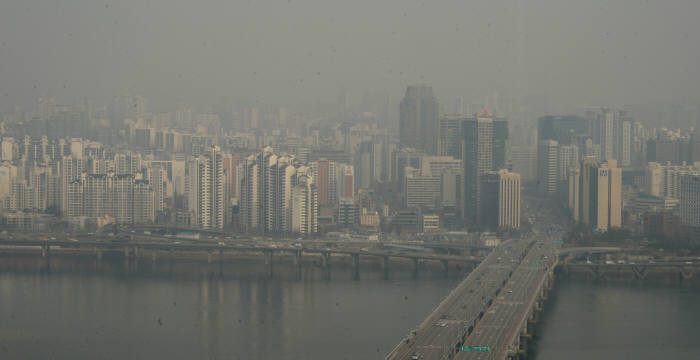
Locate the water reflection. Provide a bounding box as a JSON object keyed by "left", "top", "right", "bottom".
{"left": 0, "top": 254, "right": 460, "bottom": 359}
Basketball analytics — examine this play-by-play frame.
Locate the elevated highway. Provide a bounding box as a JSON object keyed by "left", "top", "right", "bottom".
{"left": 386, "top": 239, "right": 535, "bottom": 360}
{"left": 457, "top": 241, "right": 557, "bottom": 359}
{"left": 0, "top": 237, "right": 480, "bottom": 278}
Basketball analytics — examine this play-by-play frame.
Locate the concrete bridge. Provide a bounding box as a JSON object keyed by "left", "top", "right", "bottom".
{"left": 386, "top": 237, "right": 559, "bottom": 360}
{"left": 556, "top": 246, "right": 622, "bottom": 256}
{"left": 559, "top": 262, "right": 700, "bottom": 282}
{"left": 386, "top": 238, "right": 539, "bottom": 360}
{"left": 0, "top": 238, "right": 480, "bottom": 279}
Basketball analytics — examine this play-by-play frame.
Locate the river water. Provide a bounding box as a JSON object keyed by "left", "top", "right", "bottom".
{"left": 531, "top": 278, "right": 700, "bottom": 359}
{"left": 0, "top": 254, "right": 459, "bottom": 360}
{"left": 3, "top": 255, "right": 700, "bottom": 360}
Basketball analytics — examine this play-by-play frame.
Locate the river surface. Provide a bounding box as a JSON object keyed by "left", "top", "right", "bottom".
{"left": 4, "top": 256, "right": 700, "bottom": 360}
{"left": 531, "top": 278, "right": 700, "bottom": 360}
{"left": 0, "top": 255, "right": 460, "bottom": 360}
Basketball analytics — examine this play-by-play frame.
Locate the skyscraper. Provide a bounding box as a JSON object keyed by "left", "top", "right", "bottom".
{"left": 510, "top": 146, "right": 537, "bottom": 182}
{"left": 537, "top": 115, "right": 588, "bottom": 145}
{"left": 492, "top": 119, "right": 509, "bottom": 170}
{"left": 399, "top": 85, "right": 439, "bottom": 154}
{"left": 679, "top": 173, "right": 700, "bottom": 238}
{"left": 580, "top": 159, "right": 622, "bottom": 231}
{"left": 537, "top": 140, "right": 559, "bottom": 195}
{"left": 462, "top": 113, "right": 493, "bottom": 227}
{"left": 438, "top": 115, "right": 462, "bottom": 159}
{"left": 480, "top": 169, "right": 520, "bottom": 230}
{"left": 597, "top": 108, "right": 617, "bottom": 162}
{"left": 558, "top": 144, "right": 579, "bottom": 181}
{"left": 567, "top": 166, "right": 581, "bottom": 221}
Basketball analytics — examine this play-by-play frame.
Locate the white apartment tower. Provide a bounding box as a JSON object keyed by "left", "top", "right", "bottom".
{"left": 290, "top": 172, "right": 318, "bottom": 235}
{"left": 187, "top": 146, "right": 225, "bottom": 229}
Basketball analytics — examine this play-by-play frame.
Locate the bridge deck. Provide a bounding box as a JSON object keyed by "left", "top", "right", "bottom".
{"left": 458, "top": 242, "right": 557, "bottom": 359}
{"left": 386, "top": 239, "right": 533, "bottom": 360}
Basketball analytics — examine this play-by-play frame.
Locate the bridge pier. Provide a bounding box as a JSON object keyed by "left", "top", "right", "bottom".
{"left": 381, "top": 255, "right": 390, "bottom": 280}
{"left": 264, "top": 250, "right": 273, "bottom": 278}
{"left": 351, "top": 254, "right": 360, "bottom": 280}
{"left": 217, "top": 249, "right": 224, "bottom": 275}
{"left": 41, "top": 243, "right": 51, "bottom": 272}
{"left": 680, "top": 267, "right": 694, "bottom": 283}
{"left": 124, "top": 247, "right": 130, "bottom": 258}
{"left": 96, "top": 248, "right": 103, "bottom": 262}
{"left": 632, "top": 266, "right": 649, "bottom": 280}
{"left": 382, "top": 256, "right": 389, "bottom": 271}
{"left": 519, "top": 326, "right": 530, "bottom": 354}
{"left": 293, "top": 250, "right": 301, "bottom": 266}
{"left": 321, "top": 252, "right": 331, "bottom": 280}
{"left": 441, "top": 259, "right": 449, "bottom": 275}
{"left": 412, "top": 258, "right": 419, "bottom": 275}
{"left": 321, "top": 251, "right": 330, "bottom": 269}
{"left": 207, "top": 250, "right": 213, "bottom": 264}
{"left": 151, "top": 250, "right": 157, "bottom": 265}
{"left": 264, "top": 250, "right": 273, "bottom": 266}
{"left": 594, "top": 265, "right": 606, "bottom": 280}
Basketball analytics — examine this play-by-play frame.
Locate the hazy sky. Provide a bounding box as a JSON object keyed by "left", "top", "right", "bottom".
{"left": 1, "top": 0, "right": 699, "bottom": 111}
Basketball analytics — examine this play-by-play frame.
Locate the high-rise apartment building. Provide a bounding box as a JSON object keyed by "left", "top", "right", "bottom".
{"left": 290, "top": 171, "right": 318, "bottom": 235}
{"left": 148, "top": 166, "right": 166, "bottom": 213}
{"left": 239, "top": 154, "right": 261, "bottom": 232}
{"left": 1, "top": 137, "right": 17, "bottom": 161}
{"left": 399, "top": 85, "right": 439, "bottom": 154}
{"left": 312, "top": 159, "right": 337, "bottom": 207}
{"left": 644, "top": 162, "right": 699, "bottom": 199}
{"left": 133, "top": 180, "right": 154, "bottom": 223}
{"left": 111, "top": 174, "right": 134, "bottom": 224}
{"left": 84, "top": 174, "right": 109, "bottom": 218}
{"left": 61, "top": 155, "right": 86, "bottom": 215}
{"left": 187, "top": 146, "right": 224, "bottom": 229}
{"left": 338, "top": 164, "right": 355, "bottom": 199}
{"left": 239, "top": 149, "right": 319, "bottom": 235}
